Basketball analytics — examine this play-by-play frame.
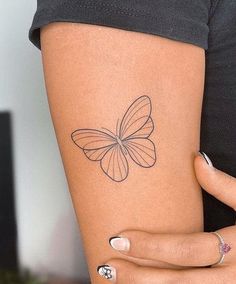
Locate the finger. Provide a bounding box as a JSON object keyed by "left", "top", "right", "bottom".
{"left": 194, "top": 152, "right": 236, "bottom": 210}
{"left": 109, "top": 228, "right": 235, "bottom": 266}
{"left": 97, "top": 258, "right": 183, "bottom": 284}
{"left": 97, "top": 258, "right": 236, "bottom": 284}
{"left": 178, "top": 265, "right": 236, "bottom": 284}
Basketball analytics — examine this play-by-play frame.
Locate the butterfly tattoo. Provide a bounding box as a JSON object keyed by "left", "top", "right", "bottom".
{"left": 71, "top": 95, "right": 156, "bottom": 182}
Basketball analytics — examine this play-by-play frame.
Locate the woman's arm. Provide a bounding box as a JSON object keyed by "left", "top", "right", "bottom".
{"left": 40, "top": 22, "right": 205, "bottom": 282}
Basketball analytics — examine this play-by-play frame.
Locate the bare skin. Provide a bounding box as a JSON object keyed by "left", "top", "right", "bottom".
{"left": 40, "top": 22, "right": 205, "bottom": 283}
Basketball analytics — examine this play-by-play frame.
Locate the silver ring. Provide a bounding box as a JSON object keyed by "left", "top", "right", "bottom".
{"left": 210, "top": 231, "right": 231, "bottom": 266}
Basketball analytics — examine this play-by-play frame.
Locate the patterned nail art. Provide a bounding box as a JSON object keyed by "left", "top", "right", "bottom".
{"left": 97, "top": 264, "right": 116, "bottom": 281}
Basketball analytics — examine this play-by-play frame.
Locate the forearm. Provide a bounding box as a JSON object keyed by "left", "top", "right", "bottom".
{"left": 40, "top": 22, "right": 205, "bottom": 282}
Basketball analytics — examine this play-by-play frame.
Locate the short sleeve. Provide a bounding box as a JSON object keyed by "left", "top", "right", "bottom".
{"left": 29, "top": 0, "right": 211, "bottom": 50}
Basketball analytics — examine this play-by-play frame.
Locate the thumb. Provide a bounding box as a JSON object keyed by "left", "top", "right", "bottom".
{"left": 194, "top": 152, "right": 236, "bottom": 211}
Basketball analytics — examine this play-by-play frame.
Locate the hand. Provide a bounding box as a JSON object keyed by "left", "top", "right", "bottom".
{"left": 97, "top": 152, "right": 236, "bottom": 283}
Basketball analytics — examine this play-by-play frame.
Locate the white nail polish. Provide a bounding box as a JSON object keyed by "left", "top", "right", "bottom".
{"left": 199, "top": 151, "right": 214, "bottom": 167}
{"left": 109, "top": 236, "right": 130, "bottom": 251}
{"left": 97, "top": 264, "right": 116, "bottom": 282}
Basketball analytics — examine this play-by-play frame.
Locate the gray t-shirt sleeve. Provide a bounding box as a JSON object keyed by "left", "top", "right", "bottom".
{"left": 29, "top": 0, "right": 212, "bottom": 50}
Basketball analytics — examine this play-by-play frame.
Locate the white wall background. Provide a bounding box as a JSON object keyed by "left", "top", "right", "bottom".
{"left": 0, "top": 1, "right": 89, "bottom": 282}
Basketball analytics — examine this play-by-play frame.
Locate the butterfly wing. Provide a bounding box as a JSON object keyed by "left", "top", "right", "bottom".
{"left": 71, "top": 129, "right": 116, "bottom": 150}
{"left": 71, "top": 128, "right": 117, "bottom": 161}
{"left": 120, "top": 97, "right": 156, "bottom": 168}
{"left": 119, "top": 95, "right": 151, "bottom": 140}
{"left": 123, "top": 138, "right": 156, "bottom": 168}
{"left": 129, "top": 117, "right": 154, "bottom": 139}
{"left": 83, "top": 146, "right": 113, "bottom": 161}
{"left": 100, "top": 144, "right": 129, "bottom": 182}
{"left": 71, "top": 128, "right": 128, "bottom": 181}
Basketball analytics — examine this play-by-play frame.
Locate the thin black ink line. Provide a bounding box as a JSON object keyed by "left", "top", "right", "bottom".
{"left": 72, "top": 129, "right": 115, "bottom": 140}
{"left": 128, "top": 140, "right": 154, "bottom": 153}
{"left": 128, "top": 142, "right": 155, "bottom": 161}
{"left": 132, "top": 118, "right": 153, "bottom": 135}
{"left": 127, "top": 139, "right": 156, "bottom": 157}
{"left": 121, "top": 99, "right": 149, "bottom": 133}
{"left": 86, "top": 151, "right": 96, "bottom": 159}
{"left": 127, "top": 145, "right": 149, "bottom": 166}
{"left": 74, "top": 139, "right": 114, "bottom": 150}
{"left": 74, "top": 137, "right": 115, "bottom": 144}
{"left": 119, "top": 96, "right": 149, "bottom": 137}
{"left": 117, "top": 146, "right": 124, "bottom": 178}
{"left": 107, "top": 145, "right": 115, "bottom": 174}
{"left": 122, "top": 114, "right": 149, "bottom": 135}
{"left": 72, "top": 132, "right": 110, "bottom": 137}
{"left": 100, "top": 144, "right": 129, "bottom": 182}
{"left": 120, "top": 148, "right": 129, "bottom": 181}
{"left": 143, "top": 126, "right": 152, "bottom": 130}
{"left": 131, "top": 134, "right": 146, "bottom": 138}
{"left": 128, "top": 145, "right": 152, "bottom": 166}
{"left": 128, "top": 141, "right": 153, "bottom": 154}
{"left": 120, "top": 97, "right": 146, "bottom": 133}
{"left": 88, "top": 149, "right": 98, "bottom": 159}
{"left": 106, "top": 147, "right": 113, "bottom": 174}
{"left": 131, "top": 131, "right": 151, "bottom": 138}
{"left": 120, "top": 100, "right": 150, "bottom": 138}
{"left": 80, "top": 139, "right": 116, "bottom": 148}
{"left": 126, "top": 145, "right": 140, "bottom": 163}
{"left": 99, "top": 147, "right": 112, "bottom": 159}
{"left": 121, "top": 101, "right": 150, "bottom": 135}
{"left": 113, "top": 146, "right": 117, "bottom": 180}
{"left": 117, "top": 146, "right": 122, "bottom": 178}
{"left": 119, "top": 145, "right": 127, "bottom": 173}
{"left": 120, "top": 97, "right": 147, "bottom": 135}
{"left": 73, "top": 134, "right": 115, "bottom": 142}
{"left": 112, "top": 145, "right": 117, "bottom": 180}
{"left": 136, "top": 125, "right": 152, "bottom": 131}
{"left": 116, "top": 119, "right": 120, "bottom": 137}
{"left": 77, "top": 142, "right": 117, "bottom": 151}
{"left": 77, "top": 139, "right": 115, "bottom": 145}
{"left": 124, "top": 117, "right": 154, "bottom": 141}
{"left": 97, "top": 146, "right": 114, "bottom": 160}
{"left": 121, "top": 105, "right": 152, "bottom": 139}
{"left": 88, "top": 147, "right": 107, "bottom": 160}
{"left": 122, "top": 115, "right": 149, "bottom": 138}
{"left": 139, "top": 119, "right": 153, "bottom": 130}
{"left": 128, "top": 143, "right": 150, "bottom": 162}
{"left": 131, "top": 143, "right": 155, "bottom": 160}
{"left": 99, "top": 146, "right": 116, "bottom": 180}
{"left": 74, "top": 137, "right": 115, "bottom": 146}
{"left": 101, "top": 127, "right": 116, "bottom": 137}
{"left": 73, "top": 134, "right": 112, "bottom": 139}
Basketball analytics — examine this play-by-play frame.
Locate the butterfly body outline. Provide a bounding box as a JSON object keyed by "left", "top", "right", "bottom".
{"left": 71, "top": 95, "right": 156, "bottom": 182}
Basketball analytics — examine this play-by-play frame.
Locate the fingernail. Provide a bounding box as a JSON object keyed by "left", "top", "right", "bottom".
{"left": 97, "top": 264, "right": 116, "bottom": 282}
{"left": 198, "top": 151, "right": 214, "bottom": 167}
{"left": 109, "top": 236, "right": 130, "bottom": 251}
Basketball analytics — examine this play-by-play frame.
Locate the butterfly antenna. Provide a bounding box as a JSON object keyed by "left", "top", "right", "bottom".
{"left": 116, "top": 119, "right": 120, "bottom": 137}
{"left": 101, "top": 127, "right": 116, "bottom": 137}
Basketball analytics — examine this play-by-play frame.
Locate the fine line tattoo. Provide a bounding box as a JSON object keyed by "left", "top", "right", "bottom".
{"left": 71, "top": 95, "right": 157, "bottom": 182}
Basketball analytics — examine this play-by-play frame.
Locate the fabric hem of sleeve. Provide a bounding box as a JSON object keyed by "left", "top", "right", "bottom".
{"left": 28, "top": 3, "right": 209, "bottom": 50}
